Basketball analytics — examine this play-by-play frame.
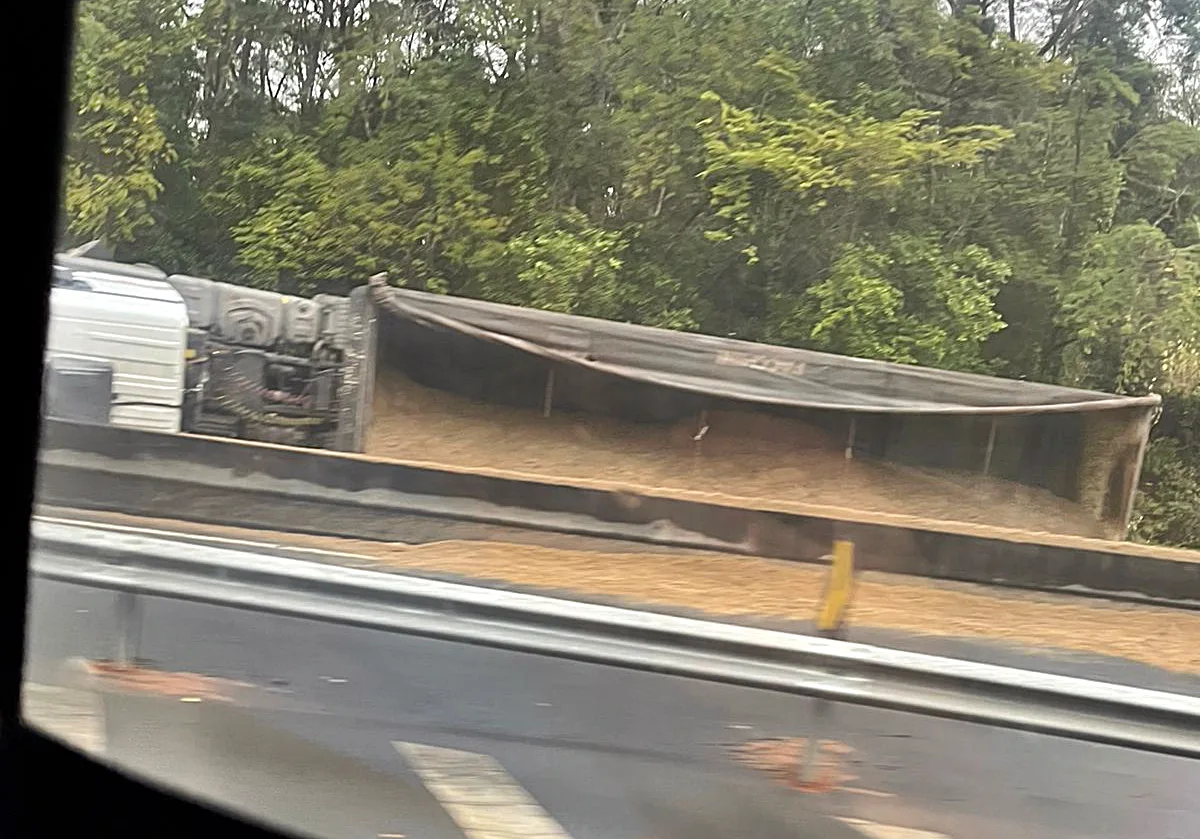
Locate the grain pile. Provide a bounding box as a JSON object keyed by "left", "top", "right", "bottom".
{"left": 74, "top": 511, "right": 1200, "bottom": 675}
{"left": 366, "top": 370, "right": 1106, "bottom": 537}
{"left": 348, "top": 540, "right": 1200, "bottom": 674}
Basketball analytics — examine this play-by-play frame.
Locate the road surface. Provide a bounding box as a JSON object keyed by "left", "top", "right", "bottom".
{"left": 22, "top": 577, "right": 1200, "bottom": 839}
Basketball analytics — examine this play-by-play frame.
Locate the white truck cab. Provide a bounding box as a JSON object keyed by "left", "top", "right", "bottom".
{"left": 45, "top": 258, "right": 190, "bottom": 433}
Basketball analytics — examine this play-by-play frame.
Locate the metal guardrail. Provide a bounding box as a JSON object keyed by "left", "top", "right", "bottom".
{"left": 28, "top": 519, "right": 1200, "bottom": 759}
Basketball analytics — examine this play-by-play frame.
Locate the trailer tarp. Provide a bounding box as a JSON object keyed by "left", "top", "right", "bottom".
{"left": 368, "top": 277, "right": 1161, "bottom": 416}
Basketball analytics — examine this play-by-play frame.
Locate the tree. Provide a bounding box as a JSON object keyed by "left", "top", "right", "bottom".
{"left": 795, "top": 235, "right": 1010, "bottom": 371}
{"left": 59, "top": 0, "right": 1200, "bottom": 547}
{"left": 62, "top": 0, "right": 185, "bottom": 244}
{"left": 1057, "top": 223, "right": 1200, "bottom": 393}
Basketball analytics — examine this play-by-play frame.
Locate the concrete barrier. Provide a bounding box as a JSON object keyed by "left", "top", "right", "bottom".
{"left": 35, "top": 420, "right": 1200, "bottom": 605}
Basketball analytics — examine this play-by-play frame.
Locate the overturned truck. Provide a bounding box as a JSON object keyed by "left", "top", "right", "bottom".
{"left": 43, "top": 255, "right": 1162, "bottom": 541}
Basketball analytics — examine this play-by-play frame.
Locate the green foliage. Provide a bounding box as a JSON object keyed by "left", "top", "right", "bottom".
{"left": 60, "top": 0, "right": 1200, "bottom": 547}
{"left": 1058, "top": 223, "right": 1200, "bottom": 392}
{"left": 63, "top": 0, "right": 184, "bottom": 243}
{"left": 1132, "top": 396, "right": 1200, "bottom": 548}
{"left": 1133, "top": 439, "right": 1200, "bottom": 548}
{"left": 697, "top": 89, "right": 1010, "bottom": 249}
{"left": 494, "top": 214, "right": 626, "bottom": 316}
{"left": 229, "top": 133, "right": 507, "bottom": 294}
{"left": 793, "top": 236, "right": 1009, "bottom": 371}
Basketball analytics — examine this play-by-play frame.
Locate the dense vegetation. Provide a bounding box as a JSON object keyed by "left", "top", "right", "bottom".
{"left": 62, "top": 0, "right": 1199, "bottom": 547}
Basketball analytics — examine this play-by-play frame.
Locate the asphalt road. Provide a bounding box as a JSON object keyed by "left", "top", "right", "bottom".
{"left": 22, "top": 577, "right": 1200, "bottom": 839}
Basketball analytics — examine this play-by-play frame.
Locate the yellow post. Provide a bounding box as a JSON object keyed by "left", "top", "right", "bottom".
{"left": 801, "top": 539, "right": 856, "bottom": 785}
{"left": 816, "top": 540, "right": 855, "bottom": 635}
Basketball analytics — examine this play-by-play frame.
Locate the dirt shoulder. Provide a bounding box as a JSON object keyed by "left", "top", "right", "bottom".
{"left": 57, "top": 509, "right": 1200, "bottom": 676}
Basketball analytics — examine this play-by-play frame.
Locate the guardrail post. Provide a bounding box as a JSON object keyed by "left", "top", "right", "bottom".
{"left": 801, "top": 539, "right": 856, "bottom": 785}
{"left": 115, "top": 590, "right": 143, "bottom": 664}
{"left": 816, "top": 540, "right": 855, "bottom": 636}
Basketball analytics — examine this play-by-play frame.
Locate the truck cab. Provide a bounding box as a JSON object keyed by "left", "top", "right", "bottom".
{"left": 46, "top": 257, "right": 190, "bottom": 433}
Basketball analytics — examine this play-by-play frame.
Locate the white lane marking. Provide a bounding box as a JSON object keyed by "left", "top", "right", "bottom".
{"left": 393, "top": 740, "right": 946, "bottom": 839}
{"left": 840, "top": 817, "right": 955, "bottom": 839}
{"left": 840, "top": 786, "right": 897, "bottom": 798}
{"left": 21, "top": 682, "right": 106, "bottom": 757}
{"left": 393, "top": 741, "right": 574, "bottom": 839}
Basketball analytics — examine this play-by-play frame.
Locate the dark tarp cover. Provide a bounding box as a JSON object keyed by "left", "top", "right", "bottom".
{"left": 371, "top": 279, "right": 1161, "bottom": 416}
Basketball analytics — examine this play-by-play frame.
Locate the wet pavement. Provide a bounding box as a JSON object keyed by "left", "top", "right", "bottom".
{"left": 23, "top": 577, "right": 1200, "bottom": 839}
